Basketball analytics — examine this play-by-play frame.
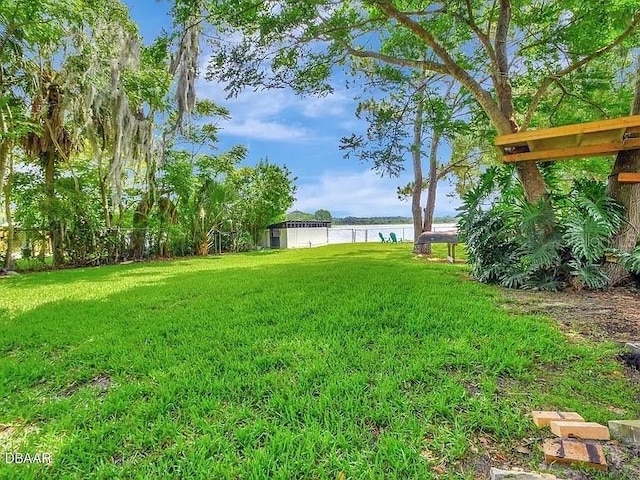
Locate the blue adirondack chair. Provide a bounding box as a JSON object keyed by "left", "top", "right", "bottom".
{"left": 378, "top": 232, "right": 388, "bottom": 243}
{"left": 389, "top": 232, "right": 399, "bottom": 244}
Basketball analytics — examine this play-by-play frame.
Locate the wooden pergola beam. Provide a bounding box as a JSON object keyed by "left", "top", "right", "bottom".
{"left": 502, "top": 138, "right": 640, "bottom": 163}
{"left": 618, "top": 172, "right": 640, "bottom": 183}
{"left": 496, "top": 115, "right": 640, "bottom": 147}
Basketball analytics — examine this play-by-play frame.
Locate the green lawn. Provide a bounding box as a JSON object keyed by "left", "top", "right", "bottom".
{"left": 1, "top": 244, "right": 638, "bottom": 479}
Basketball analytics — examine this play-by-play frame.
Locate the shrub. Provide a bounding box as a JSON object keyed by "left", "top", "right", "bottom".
{"left": 457, "top": 166, "right": 636, "bottom": 290}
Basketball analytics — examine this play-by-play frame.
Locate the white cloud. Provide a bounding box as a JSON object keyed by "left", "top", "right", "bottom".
{"left": 222, "top": 118, "right": 310, "bottom": 141}
{"left": 338, "top": 119, "right": 362, "bottom": 132}
{"left": 300, "top": 91, "right": 349, "bottom": 118}
{"left": 196, "top": 81, "right": 312, "bottom": 141}
{"left": 196, "top": 80, "right": 294, "bottom": 116}
{"left": 292, "top": 170, "right": 462, "bottom": 217}
{"left": 292, "top": 170, "right": 410, "bottom": 216}
{"left": 195, "top": 71, "right": 354, "bottom": 142}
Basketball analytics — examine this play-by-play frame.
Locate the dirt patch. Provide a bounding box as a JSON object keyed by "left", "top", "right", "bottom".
{"left": 501, "top": 284, "right": 640, "bottom": 343}
{"left": 603, "top": 441, "right": 640, "bottom": 480}
{"left": 0, "top": 423, "right": 39, "bottom": 451}
{"left": 455, "top": 435, "right": 640, "bottom": 480}
{"left": 88, "top": 374, "right": 113, "bottom": 391}
{"left": 502, "top": 284, "right": 640, "bottom": 386}
{"left": 478, "top": 284, "right": 640, "bottom": 479}
{"left": 59, "top": 373, "right": 113, "bottom": 397}
{"left": 455, "top": 435, "right": 542, "bottom": 480}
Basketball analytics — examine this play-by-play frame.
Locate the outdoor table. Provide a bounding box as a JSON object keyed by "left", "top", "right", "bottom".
{"left": 415, "top": 230, "right": 459, "bottom": 263}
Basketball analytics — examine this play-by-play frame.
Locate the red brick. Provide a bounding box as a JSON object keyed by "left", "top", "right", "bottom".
{"left": 543, "top": 439, "right": 607, "bottom": 471}
{"left": 550, "top": 421, "right": 610, "bottom": 440}
{"left": 531, "top": 411, "right": 584, "bottom": 428}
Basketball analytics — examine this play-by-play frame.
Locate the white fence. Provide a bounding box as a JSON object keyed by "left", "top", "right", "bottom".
{"left": 327, "top": 223, "right": 456, "bottom": 245}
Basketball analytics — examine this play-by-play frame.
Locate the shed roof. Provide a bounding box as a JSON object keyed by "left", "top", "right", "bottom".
{"left": 269, "top": 220, "right": 331, "bottom": 229}
{"left": 495, "top": 115, "right": 640, "bottom": 163}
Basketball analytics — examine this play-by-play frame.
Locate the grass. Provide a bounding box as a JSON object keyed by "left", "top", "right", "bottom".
{"left": 1, "top": 243, "right": 638, "bottom": 479}
{"left": 13, "top": 257, "right": 54, "bottom": 272}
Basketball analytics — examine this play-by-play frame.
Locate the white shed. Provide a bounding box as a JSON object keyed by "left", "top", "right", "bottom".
{"left": 264, "top": 221, "right": 331, "bottom": 249}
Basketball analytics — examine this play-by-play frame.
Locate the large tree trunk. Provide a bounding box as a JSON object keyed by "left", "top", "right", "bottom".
{"left": 43, "top": 150, "right": 63, "bottom": 266}
{"left": 515, "top": 161, "right": 549, "bottom": 203}
{"left": 493, "top": 0, "right": 549, "bottom": 206}
{"left": 606, "top": 150, "right": 640, "bottom": 286}
{"left": 411, "top": 83, "right": 425, "bottom": 251}
{"left": 495, "top": 109, "right": 549, "bottom": 205}
{"left": 3, "top": 149, "right": 14, "bottom": 269}
{"left": 605, "top": 58, "right": 640, "bottom": 286}
{"left": 416, "top": 131, "right": 442, "bottom": 255}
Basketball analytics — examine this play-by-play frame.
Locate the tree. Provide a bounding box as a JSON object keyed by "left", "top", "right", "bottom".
{"left": 23, "top": 71, "right": 76, "bottom": 265}
{"left": 1, "top": 0, "right": 211, "bottom": 266}
{"left": 341, "top": 72, "right": 473, "bottom": 251}
{"left": 287, "top": 210, "right": 314, "bottom": 221}
{"left": 606, "top": 56, "right": 640, "bottom": 285}
{"left": 205, "top": 0, "right": 640, "bottom": 206}
{"left": 232, "top": 161, "right": 297, "bottom": 245}
{"left": 1, "top": 0, "right": 161, "bottom": 265}
{"left": 313, "top": 209, "right": 332, "bottom": 221}
{"left": 159, "top": 102, "right": 247, "bottom": 257}
{"left": 1, "top": 0, "right": 79, "bottom": 199}
{"left": 1, "top": 0, "right": 82, "bottom": 265}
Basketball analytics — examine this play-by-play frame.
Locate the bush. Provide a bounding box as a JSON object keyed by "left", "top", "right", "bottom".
{"left": 457, "top": 166, "right": 639, "bottom": 290}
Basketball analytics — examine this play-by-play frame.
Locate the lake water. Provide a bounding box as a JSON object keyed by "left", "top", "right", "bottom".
{"left": 328, "top": 223, "right": 457, "bottom": 244}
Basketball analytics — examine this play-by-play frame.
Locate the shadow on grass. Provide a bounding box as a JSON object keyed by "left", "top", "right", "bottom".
{"left": 0, "top": 245, "right": 637, "bottom": 478}
{"left": 0, "top": 255, "right": 227, "bottom": 289}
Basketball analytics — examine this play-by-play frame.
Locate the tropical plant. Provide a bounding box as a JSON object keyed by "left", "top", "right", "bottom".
{"left": 458, "top": 167, "right": 629, "bottom": 290}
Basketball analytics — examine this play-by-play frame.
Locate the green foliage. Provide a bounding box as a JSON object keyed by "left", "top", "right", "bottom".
{"left": 1, "top": 0, "right": 297, "bottom": 267}
{"left": 458, "top": 167, "right": 629, "bottom": 290}
{"left": 313, "top": 209, "right": 332, "bottom": 221}
{"left": 1, "top": 244, "right": 638, "bottom": 477}
{"left": 620, "top": 247, "right": 640, "bottom": 274}
{"left": 231, "top": 160, "right": 297, "bottom": 244}
{"left": 157, "top": 144, "right": 296, "bottom": 257}
{"left": 6, "top": 88, "right": 295, "bottom": 266}
{"left": 11, "top": 156, "right": 126, "bottom": 266}
{"left": 286, "top": 210, "right": 314, "bottom": 221}
{"left": 206, "top": 0, "right": 640, "bottom": 125}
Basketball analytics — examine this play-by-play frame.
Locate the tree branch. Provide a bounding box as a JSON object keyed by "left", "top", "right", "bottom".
{"left": 463, "top": 0, "right": 498, "bottom": 71}
{"left": 493, "top": 0, "right": 515, "bottom": 122}
{"left": 552, "top": 78, "right": 607, "bottom": 117}
{"left": 494, "top": 0, "right": 511, "bottom": 75}
{"left": 521, "top": 10, "right": 640, "bottom": 130}
{"left": 342, "top": 43, "right": 449, "bottom": 74}
{"left": 372, "top": 0, "right": 511, "bottom": 133}
{"left": 438, "top": 155, "right": 476, "bottom": 179}
{"left": 487, "top": 0, "right": 499, "bottom": 38}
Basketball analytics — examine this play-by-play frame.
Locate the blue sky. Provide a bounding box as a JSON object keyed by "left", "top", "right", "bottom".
{"left": 125, "top": 0, "right": 462, "bottom": 218}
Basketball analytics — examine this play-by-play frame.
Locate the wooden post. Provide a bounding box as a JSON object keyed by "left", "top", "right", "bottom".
{"left": 618, "top": 172, "right": 640, "bottom": 183}
{"left": 447, "top": 243, "right": 456, "bottom": 263}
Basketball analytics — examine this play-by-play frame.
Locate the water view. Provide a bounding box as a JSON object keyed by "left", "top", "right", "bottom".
{"left": 328, "top": 223, "right": 457, "bottom": 244}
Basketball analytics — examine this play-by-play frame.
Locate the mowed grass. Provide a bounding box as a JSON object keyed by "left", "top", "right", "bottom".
{"left": 1, "top": 243, "right": 638, "bottom": 479}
